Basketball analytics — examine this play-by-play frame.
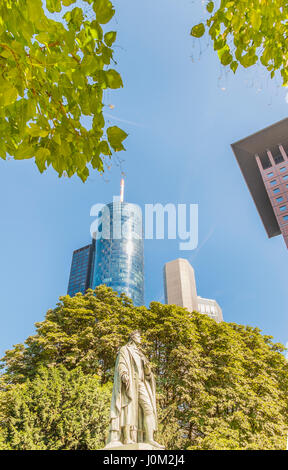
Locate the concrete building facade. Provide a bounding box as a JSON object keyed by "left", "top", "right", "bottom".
{"left": 163, "top": 258, "right": 223, "bottom": 322}
{"left": 231, "top": 118, "right": 288, "bottom": 249}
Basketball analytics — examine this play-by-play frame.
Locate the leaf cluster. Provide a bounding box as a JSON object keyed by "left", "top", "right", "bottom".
{"left": 191, "top": 0, "right": 288, "bottom": 83}
{"left": 0, "top": 0, "right": 127, "bottom": 181}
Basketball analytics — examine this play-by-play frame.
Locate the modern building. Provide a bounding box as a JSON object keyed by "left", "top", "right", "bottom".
{"left": 231, "top": 118, "right": 288, "bottom": 249}
{"left": 163, "top": 258, "right": 223, "bottom": 322}
{"left": 67, "top": 243, "right": 95, "bottom": 297}
{"left": 91, "top": 199, "right": 144, "bottom": 306}
{"left": 67, "top": 180, "right": 145, "bottom": 306}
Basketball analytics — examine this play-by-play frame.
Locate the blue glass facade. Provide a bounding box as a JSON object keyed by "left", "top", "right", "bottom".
{"left": 67, "top": 243, "right": 95, "bottom": 296}
{"left": 91, "top": 201, "right": 144, "bottom": 306}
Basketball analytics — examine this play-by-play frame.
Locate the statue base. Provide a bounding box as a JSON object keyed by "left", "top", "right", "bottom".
{"left": 104, "top": 442, "right": 163, "bottom": 451}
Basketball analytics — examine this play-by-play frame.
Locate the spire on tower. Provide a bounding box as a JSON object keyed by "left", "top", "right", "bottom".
{"left": 120, "top": 178, "right": 125, "bottom": 202}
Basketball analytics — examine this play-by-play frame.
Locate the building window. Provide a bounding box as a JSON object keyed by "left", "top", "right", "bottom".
{"left": 280, "top": 205, "right": 287, "bottom": 212}
{"left": 283, "top": 175, "right": 288, "bottom": 181}
{"left": 270, "top": 180, "right": 277, "bottom": 186}
{"left": 273, "top": 188, "right": 280, "bottom": 194}
{"left": 283, "top": 215, "right": 288, "bottom": 221}
{"left": 280, "top": 166, "right": 286, "bottom": 172}
{"left": 276, "top": 196, "right": 284, "bottom": 202}
{"left": 274, "top": 154, "right": 284, "bottom": 164}
{"left": 267, "top": 171, "right": 274, "bottom": 177}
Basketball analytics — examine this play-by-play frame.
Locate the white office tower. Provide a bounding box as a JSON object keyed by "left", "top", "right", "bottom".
{"left": 163, "top": 258, "right": 223, "bottom": 323}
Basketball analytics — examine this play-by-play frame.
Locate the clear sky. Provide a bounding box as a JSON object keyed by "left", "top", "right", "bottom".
{"left": 0, "top": 0, "right": 287, "bottom": 358}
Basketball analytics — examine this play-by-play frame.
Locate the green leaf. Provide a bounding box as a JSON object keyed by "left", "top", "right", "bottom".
{"left": 64, "top": 7, "right": 84, "bottom": 29}
{"left": 250, "top": 10, "right": 261, "bottom": 30}
{"left": 27, "top": 124, "right": 50, "bottom": 138}
{"left": 218, "top": 46, "right": 233, "bottom": 66}
{"left": 91, "top": 154, "right": 103, "bottom": 171}
{"left": 35, "top": 148, "right": 50, "bottom": 173}
{"left": 240, "top": 52, "right": 258, "bottom": 68}
{"left": 214, "top": 38, "right": 225, "bottom": 51}
{"left": 190, "top": 23, "right": 205, "bottom": 38}
{"left": 46, "top": 0, "right": 62, "bottom": 13}
{"left": 36, "top": 32, "right": 51, "bottom": 44}
{"left": 0, "top": 85, "right": 18, "bottom": 106}
{"left": 219, "top": 50, "right": 233, "bottom": 66}
{"left": 54, "top": 133, "right": 61, "bottom": 146}
{"left": 104, "top": 31, "right": 116, "bottom": 47}
{"left": 225, "top": 10, "right": 233, "bottom": 21}
{"left": 261, "top": 47, "right": 272, "bottom": 66}
{"left": 99, "top": 140, "right": 111, "bottom": 155}
{"left": 230, "top": 61, "right": 238, "bottom": 73}
{"left": 107, "top": 126, "right": 128, "bottom": 152}
{"left": 105, "top": 69, "right": 123, "bottom": 89}
{"left": 206, "top": 2, "right": 214, "bottom": 13}
{"left": 77, "top": 166, "right": 89, "bottom": 182}
{"left": 62, "top": 0, "right": 76, "bottom": 6}
{"left": 14, "top": 142, "right": 35, "bottom": 159}
{"left": 93, "top": 0, "right": 115, "bottom": 24}
{"left": 27, "top": 0, "right": 44, "bottom": 22}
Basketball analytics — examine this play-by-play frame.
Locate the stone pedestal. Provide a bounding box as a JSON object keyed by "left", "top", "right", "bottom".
{"left": 104, "top": 442, "right": 162, "bottom": 451}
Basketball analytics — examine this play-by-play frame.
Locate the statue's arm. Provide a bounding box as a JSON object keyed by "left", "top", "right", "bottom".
{"left": 118, "top": 348, "right": 130, "bottom": 388}
{"left": 142, "top": 355, "right": 152, "bottom": 379}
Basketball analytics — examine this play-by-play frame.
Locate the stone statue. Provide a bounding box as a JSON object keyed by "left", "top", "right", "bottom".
{"left": 105, "top": 330, "right": 164, "bottom": 450}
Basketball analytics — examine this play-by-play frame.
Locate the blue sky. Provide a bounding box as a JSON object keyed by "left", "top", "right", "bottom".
{"left": 0, "top": 0, "right": 288, "bottom": 358}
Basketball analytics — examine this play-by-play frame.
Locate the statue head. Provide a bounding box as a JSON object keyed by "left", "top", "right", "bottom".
{"left": 129, "top": 330, "right": 141, "bottom": 345}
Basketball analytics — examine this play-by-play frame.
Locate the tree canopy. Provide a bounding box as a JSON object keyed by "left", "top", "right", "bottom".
{"left": 191, "top": 0, "right": 288, "bottom": 84}
{"left": 0, "top": 366, "right": 111, "bottom": 450}
{"left": 0, "top": 0, "right": 126, "bottom": 181}
{"left": 1, "top": 285, "right": 287, "bottom": 450}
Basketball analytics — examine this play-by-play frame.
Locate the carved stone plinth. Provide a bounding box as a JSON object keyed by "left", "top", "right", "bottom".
{"left": 104, "top": 442, "right": 163, "bottom": 451}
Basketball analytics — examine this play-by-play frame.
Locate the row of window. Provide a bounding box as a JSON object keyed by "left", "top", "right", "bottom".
{"left": 73, "top": 252, "right": 90, "bottom": 260}
{"left": 69, "top": 281, "right": 87, "bottom": 288}
{"left": 70, "top": 273, "right": 88, "bottom": 280}
{"left": 272, "top": 183, "right": 288, "bottom": 194}
{"left": 68, "top": 284, "right": 85, "bottom": 291}
{"left": 270, "top": 174, "right": 288, "bottom": 186}
{"left": 267, "top": 165, "right": 287, "bottom": 178}
{"left": 71, "top": 266, "right": 88, "bottom": 273}
{"left": 69, "top": 283, "right": 86, "bottom": 289}
{"left": 198, "top": 303, "right": 217, "bottom": 314}
{"left": 71, "top": 273, "right": 88, "bottom": 280}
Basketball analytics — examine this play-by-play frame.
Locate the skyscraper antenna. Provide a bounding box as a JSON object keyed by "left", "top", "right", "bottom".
{"left": 120, "top": 177, "right": 125, "bottom": 202}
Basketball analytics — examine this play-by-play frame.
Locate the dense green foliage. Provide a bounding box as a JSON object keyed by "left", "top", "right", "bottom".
{"left": 0, "top": 0, "right": 126, "bottom": 181}
{"left": 0, "top": 366, "right": 111, "bottom": 450}
{"left": 191, "top": 0, "right": 288, "bottom": 84}
{"left": 1, "top": 285, "right": 288, "bottom": 450}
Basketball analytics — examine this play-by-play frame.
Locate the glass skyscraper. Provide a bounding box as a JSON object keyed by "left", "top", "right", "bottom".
{"left": 91, "top": 201, "right": 144, "bottom": 306}
{"left": 67, "top": 183, "right": 144, "bottom": 306}
{"left": 67, "top": 242, "right": 95, "bottom": 297}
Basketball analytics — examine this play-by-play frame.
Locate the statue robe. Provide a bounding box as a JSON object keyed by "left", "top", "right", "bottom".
{"left": 106, "top": 343, "right": 157, "bottom": 444}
